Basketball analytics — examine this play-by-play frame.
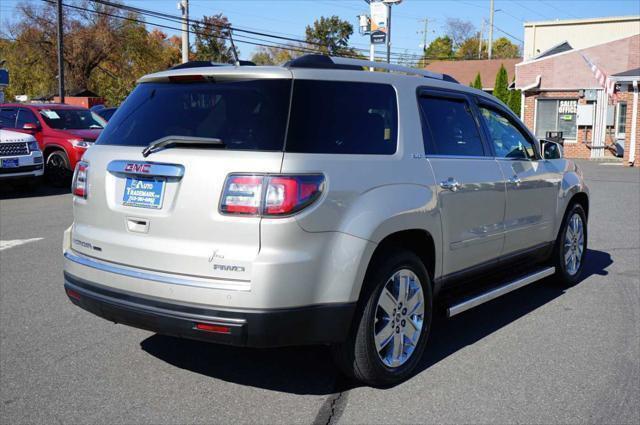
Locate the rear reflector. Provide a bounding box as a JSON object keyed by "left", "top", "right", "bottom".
{"left": 194, "top": 323, "right": 231, "bottom": 334}
{"left": 66, "top": 288, "right": 81, "bottom": 301}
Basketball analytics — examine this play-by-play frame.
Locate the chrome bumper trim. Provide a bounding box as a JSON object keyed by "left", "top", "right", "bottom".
{"left": 63, "top": 251, "right": 250, "bottom": 291}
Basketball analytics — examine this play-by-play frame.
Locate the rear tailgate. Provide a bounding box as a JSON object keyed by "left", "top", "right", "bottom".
{"left": 71, "top": 145, "right": 283, "bottom": 281}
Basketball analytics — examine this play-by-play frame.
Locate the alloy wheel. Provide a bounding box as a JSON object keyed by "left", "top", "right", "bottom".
{"left": 373, "top": 269, "right": 425, "bottom": 368}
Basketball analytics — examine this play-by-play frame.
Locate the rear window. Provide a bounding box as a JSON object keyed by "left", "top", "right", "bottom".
{"left": 97, "top": 80, "right": 291, "bottom": 151}
{"left": 286, "top": 80, "right": 397, "bottom": 154}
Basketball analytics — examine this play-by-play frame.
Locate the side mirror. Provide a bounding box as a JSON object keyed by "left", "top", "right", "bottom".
{"left": 542, "top": 140, "right": 563, "bottom": 160}
{"left": 22, "top": 122, "right": 39, "bottom": 133}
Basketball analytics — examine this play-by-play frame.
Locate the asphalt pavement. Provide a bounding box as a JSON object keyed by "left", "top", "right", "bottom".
{"left": 1, "top": 160, "right": 638, "bottom": 424}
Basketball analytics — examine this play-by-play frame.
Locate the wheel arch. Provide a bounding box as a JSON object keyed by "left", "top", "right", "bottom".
{"left": 355, "top": 228, "right": 437, "bottom": 304}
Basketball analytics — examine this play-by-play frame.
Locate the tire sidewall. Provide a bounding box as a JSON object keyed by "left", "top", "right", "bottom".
{"left": 556, "top": 203, "right": 588, "bottom": 285}
{"left": 46, "top": 150, "right": 71, "bottom": 187}
{"left": 355, "top": 250, "right": 433, "bottom": 386}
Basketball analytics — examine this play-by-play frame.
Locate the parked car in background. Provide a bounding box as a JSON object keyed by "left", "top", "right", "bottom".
{"left": 95, "top": 107, "right": 117, "bottom": 122}
{"left": 0, "top": 103, "right": 106, "bottom": 186}
{"left": 0, "top": 127, "right": 44, "bottom": 186}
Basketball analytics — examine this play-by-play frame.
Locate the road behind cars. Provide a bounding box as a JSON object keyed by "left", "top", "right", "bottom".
{"left": 0, "top": 161, "right": 638, "bottom": 424}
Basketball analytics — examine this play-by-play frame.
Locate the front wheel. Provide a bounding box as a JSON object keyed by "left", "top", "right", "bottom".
{"left": 553, "top": 203, "right": 588, "bottom": 287}
{"left": 332, "top": 250, "right": 433, "bottom": 387}
{"left": 46, "top": 150, "right": 72, "bottom": 188}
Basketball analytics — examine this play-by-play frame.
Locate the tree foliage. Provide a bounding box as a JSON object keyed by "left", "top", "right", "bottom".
{"left": 191, "top": 14, "right": 236, "bottom": 63}
{"left": 304, "top": 15, "right": 355, "bottom": 56}
{"left": 493, "top": 64, "right": 509, "bottom": 104}
{"left": 424, "top": 36, "right": 453, "bottom": 60}
{"left": 0, "top": 0, "right": 181, "bottom": 105}
{"left": 491, "top": 37, "right": 520, "bottom": 59}
{"left": 445, "top": 18, "right": 475, "bottom": 49}
{"left": 472, "top": 72, "right": 483, "bottom": 90}
{"left": 251, "top": 45, "right": 303, "bottom": 65}
{"left": 507, "top": 78, "right": 521, "bottom": 115}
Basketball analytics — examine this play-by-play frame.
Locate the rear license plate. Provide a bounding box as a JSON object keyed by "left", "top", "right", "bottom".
{"left": 123, "top": 177, "right": 165, "bottom": 209}
{"left": 1, "top": 158, "right": 19, "bottom": 168}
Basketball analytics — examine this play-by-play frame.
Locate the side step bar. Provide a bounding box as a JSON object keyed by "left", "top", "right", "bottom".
{"left": 447, "top": 267, "right": 556, "bottom": 317}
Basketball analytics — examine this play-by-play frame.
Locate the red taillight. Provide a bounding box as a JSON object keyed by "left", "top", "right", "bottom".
{"left": 220, "top": 175, "right": 263, "bottom": 215}
{"left": 220, "top": 174, "right": 324, "bottom": 217}
{"left": 194, "top": 323, "right": 231, "bottom": 334}
{"left": 72, "top": 161, "right": 89, "bottom": 198}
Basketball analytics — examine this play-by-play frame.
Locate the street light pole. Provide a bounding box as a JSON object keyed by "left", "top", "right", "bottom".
{"left": 56, "top": 0, "right": 65, "bottom": 103}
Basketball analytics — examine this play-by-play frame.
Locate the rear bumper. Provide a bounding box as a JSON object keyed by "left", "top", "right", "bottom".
{"left": 64, "top": 272, "right": 356, "bottom": 347}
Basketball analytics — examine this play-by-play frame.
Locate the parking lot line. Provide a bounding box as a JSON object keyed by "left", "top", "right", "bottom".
{"left": 0, "top": 238, "right": 44, "bottom": 251}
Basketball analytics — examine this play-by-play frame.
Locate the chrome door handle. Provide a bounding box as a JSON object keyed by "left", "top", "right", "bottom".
{"left": 509, "top": 175, "right": 522, "bottom": 186}
{"left": 440, "top": 177, "right": 461, "bottom": 192}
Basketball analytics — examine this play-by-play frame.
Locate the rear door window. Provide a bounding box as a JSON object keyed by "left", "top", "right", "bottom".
{"left": 286, "top": 80, "right": 397, "bottom": 154}
{"left": 97, "top": 80, "right": 291, "bottom": 151}
{"left": 418, "top": 95, "right": 484, "bottom": 157}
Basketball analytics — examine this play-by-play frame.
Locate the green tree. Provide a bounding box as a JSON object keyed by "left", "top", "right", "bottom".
{"left": 423, "top": 36, "right": 453, "bottom": 60}
{"left": 472, "top": 72, "right": 483, "bottom": 90}
{"left": 305, "top": 16, "right": 355, "bottom": 56}
{"left": 492, "top": 37, "right": 520, "bottom": 59}
{"left": 493, "top": 64, "right": 509, "bottom": 103}
{"left": 507, "top": 78, "right": 521, "bottom": 115}
{"left": 456, "top": 35, "right": 486, "bottom": 59}
{"left": 191, "top": 14, "right": 236, "bottom": 63}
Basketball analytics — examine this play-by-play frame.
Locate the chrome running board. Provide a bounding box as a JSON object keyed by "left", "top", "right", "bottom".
{"left": 447, "top": 267, "right": 556, "bottom": 317}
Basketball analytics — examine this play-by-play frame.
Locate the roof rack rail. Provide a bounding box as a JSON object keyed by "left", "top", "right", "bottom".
{"left": 285, "top": 54, "right": 458, "bottom": 83}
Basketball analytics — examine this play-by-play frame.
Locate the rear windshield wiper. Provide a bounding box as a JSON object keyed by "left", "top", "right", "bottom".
{"left": 142, "top": 136, "right": 225, "bottom": 157}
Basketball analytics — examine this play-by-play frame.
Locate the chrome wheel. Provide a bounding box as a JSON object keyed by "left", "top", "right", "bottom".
{"left": 373, "top": 269, "right": 425, "bottom": 368}
{"left": 564, "top": 213, "right": 584, "bottom": 276}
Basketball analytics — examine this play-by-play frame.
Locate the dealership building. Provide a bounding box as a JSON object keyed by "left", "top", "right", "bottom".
{"left": 515, "top": 16, "right": 640, "bottom": 165}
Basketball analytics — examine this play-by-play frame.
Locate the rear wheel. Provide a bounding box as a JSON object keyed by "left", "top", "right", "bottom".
{"left": 332, "top": 250, "right": 433, "bottom": 386}
{"left": 46, "top": 150, "right": 72, "bottom": 187}
{"left": 553, "top": 203, "right": 587, "bottom": 287}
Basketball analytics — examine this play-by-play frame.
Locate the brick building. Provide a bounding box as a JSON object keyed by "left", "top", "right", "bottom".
{"left": 515, "top": 34, "right": 639, "bottom": 163}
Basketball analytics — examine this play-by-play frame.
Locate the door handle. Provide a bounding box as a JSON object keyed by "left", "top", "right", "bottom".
{"left": 440, "top": 177, "right": 462, "bottom": 192}
{"left": 509, "top": 175, "right": 522, "bottom": 187}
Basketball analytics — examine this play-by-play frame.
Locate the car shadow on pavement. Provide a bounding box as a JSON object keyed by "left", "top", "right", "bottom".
{"left": 140, "top": 249, "right": 612, "bottom": 395}
{"left": 0, "top": 181, "right": 70, "bottom": 200}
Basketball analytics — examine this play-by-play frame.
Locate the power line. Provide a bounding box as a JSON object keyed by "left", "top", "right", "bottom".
{"left": 539, "top": 0, "right": 580, "bottom": 19}
{"left": 88, "top": 0, "right": 425, "bottom": 61}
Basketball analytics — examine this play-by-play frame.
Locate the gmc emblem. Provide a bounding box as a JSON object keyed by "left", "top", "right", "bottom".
{"left": 124, "top": 163, "right": 151, "bottom": 173}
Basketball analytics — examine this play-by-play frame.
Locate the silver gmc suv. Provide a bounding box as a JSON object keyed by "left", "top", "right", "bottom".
{"left": 63, "top": 55, "right": 589, "bottom": 386}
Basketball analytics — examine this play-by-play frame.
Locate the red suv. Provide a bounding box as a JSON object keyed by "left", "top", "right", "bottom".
{"left": 0, "top": 103, "right": 105, "bottom": 186}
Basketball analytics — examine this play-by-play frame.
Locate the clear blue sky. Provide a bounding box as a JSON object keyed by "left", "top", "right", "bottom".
{"left": 1, "top": 0, "right": 639, "bottom": 59}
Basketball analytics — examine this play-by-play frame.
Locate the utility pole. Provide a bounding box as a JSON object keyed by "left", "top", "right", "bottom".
{"left": 488, "top": 0, "right": 494, "bottom": 59}
{"left": 478, "top": 19, "right": 485, "bottom": 59}
{"left": 56, "top": 0, "right": 65, "bottom": 103}
{"left": 178, "top": 0, "right": 189, "bottom": 63}
{"left": 386, "top": 2, "right": 392, "bottom": 63}
{"left": 418, "top": 18, "right": 429, "bottom": 53}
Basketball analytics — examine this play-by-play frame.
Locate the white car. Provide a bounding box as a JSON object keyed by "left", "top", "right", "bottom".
{"left": 0, "top": 128, "right": 44, "bottom": 182}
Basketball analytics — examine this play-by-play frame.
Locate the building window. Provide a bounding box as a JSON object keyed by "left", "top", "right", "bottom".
{"left": 616, "top": 102, "right": 627, "bottom": 139}
{"left": 535, "top": 99, "right": 577, "bottom": 140}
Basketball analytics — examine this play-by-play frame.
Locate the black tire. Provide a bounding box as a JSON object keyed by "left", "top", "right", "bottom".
{"left": 552, "top": 203, "right": 588, "bottom": 287}
{"left": 46, "top": 150, "right": 72, "bottom": 187}
{"left": 331, "top": 249, "right": 433, "bottom": 387}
